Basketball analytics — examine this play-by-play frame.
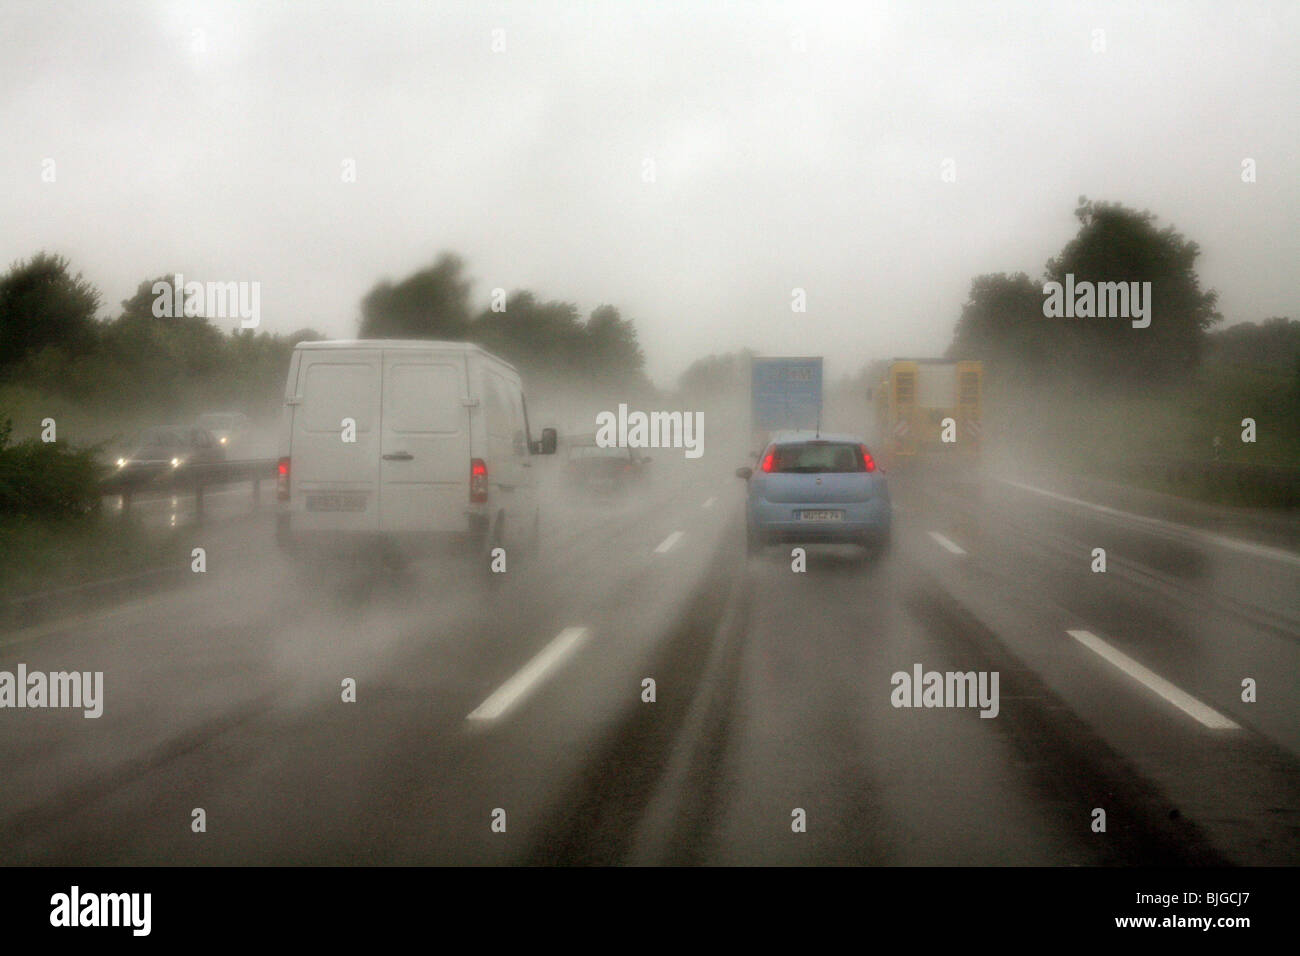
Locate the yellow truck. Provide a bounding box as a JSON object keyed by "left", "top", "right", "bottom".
{"left": 872, "top": 359, "right": 983, "bottom": 468}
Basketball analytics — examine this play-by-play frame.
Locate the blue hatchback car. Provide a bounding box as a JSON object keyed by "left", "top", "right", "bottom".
{"left": 737, "top": 433, "right": 891, "bottom": 554}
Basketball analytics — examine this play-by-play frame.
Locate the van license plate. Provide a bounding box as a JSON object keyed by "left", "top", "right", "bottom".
{"left": 307, "top": 494, "right": 366, "bottom": 512}
{"left": 799, "top": 510, "right": 843, "bottom": 521}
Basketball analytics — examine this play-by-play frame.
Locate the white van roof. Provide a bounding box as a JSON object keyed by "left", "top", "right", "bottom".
{"left": 294, "top": 339, "right": 520, "bottom": 373}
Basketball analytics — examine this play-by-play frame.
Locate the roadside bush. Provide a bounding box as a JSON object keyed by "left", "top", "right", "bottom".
{"left": 0, "top": 418, "right": 104, "bottom": 517}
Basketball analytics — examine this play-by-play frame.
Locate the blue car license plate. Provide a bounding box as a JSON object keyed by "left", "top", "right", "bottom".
{"left": 798, "top": 510, "right": 843, "bottom": 521}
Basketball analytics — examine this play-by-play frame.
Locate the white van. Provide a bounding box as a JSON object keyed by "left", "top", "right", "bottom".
{"left": 275, "top": 340, "right": 556, "bottom": 564}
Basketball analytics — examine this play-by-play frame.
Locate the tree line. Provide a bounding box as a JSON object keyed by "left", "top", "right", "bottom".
{"left": 0, "top": 250, "right": 654, "bottom": 423}
{"left": 945, "top": 197, "right": 1231, "bottom": 387}
{"left": 672, "top": 197, "right": 1290, "bottom": 403}
{"left": 0, "top": 253, "right": 321, "bottom": 419}
{"left": 358, "top": 252, "right": 651, "bottom": 392}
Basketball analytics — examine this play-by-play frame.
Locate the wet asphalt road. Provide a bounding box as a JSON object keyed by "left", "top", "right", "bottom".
{"left": 1, "top": 452, "right": 1297, "bottom": 865}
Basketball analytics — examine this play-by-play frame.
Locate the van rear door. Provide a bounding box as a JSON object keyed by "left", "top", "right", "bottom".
{"left": 290, "top": 351, "right": 382, "bottom": 531}
{"left": 379, "top": 349, "right": 469, "bottom": 533}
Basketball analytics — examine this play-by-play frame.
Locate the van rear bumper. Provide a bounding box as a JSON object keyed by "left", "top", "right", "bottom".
{"left": 276, "top": 513, "right": 488, "bottom": 558}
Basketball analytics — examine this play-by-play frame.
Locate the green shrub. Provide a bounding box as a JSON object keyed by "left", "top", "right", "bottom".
{"left": 0, "top": 418, "right": 105, "bottom": 518}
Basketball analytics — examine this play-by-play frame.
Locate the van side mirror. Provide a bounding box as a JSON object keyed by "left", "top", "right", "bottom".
{"left": 735, "top": 466, "right": 752, "bottom": 479}
{"left": 539, "top": 427, "right": 558, "bottom": 455}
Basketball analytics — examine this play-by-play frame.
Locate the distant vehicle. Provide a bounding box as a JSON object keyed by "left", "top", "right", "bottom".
{"left": 275, "top": 340, "right": 557, "bottom": 568}
{"left": 564, "top": 436, "right": 649, "bottom": 497}
{"left": 736, "top": 432, "right": 891, "bottom": 556}
{"left": 749, "top": 355, "right": 824, "bottom": 454}
{"left": 196, "top": 412, "right": 251, "bottom": 449}
{"left": 114, "top": 426, "right": 226, "bottom": 481}
{"left": 872, "top": 358, "right": 982, "bottom": 468}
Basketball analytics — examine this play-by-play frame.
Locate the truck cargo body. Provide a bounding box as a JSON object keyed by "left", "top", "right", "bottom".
{"left": 874, "top": 358, "right": 982, "bottom": 467}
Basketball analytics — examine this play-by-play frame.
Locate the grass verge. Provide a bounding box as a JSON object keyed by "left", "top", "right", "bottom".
{"left": 990, "top": 363, "right": 1300, "bottom": 508}
{"left": 0, "top": 511, "right": 190, "bottom": 605}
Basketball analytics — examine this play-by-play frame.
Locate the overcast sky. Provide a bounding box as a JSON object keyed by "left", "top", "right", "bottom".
{"left": 2, "top": 0, "right": 1296, "bottom": 385}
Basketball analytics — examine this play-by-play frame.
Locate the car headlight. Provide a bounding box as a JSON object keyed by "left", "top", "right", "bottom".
{"left": 171, "top": 457, "right": 181, "bottom": 468}
{"left": 219, "top": 436, "right": 227, "bottom": 444}
{"left": 116, "top": 458, "right": 126, "bottom": 468}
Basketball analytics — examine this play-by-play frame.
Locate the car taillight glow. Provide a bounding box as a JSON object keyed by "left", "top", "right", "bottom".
{"left": 860, "top": 445, "right": 877, "bottom": 472}
{"left": 760, "top": 452, "right": 775, "bottom": 473}
{"left": 277, "top": 457, "right": 290, "bottom": 500}
{"left": 470, "top": 458, "right": 488, "bottom": 503}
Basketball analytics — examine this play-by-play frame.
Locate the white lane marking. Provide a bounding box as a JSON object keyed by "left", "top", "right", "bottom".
{"left": 467, "top": 627, "right": 590, "bottom": 723}
{"left": 655, "top": 531, "right": 684, "bottom": 553}
{"left": 928, "top": 531, "right": 967, "bottom": 555}
{"left": 1067, "top": 629, "right": 1240, "bottom": 730}
{"left": 1000, "top": 479, "right": 1300, "bottom": 568}
{"left": 702, "top": 497, "right": 716, "bottom": 509}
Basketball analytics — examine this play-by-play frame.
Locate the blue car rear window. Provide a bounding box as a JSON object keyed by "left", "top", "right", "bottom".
{"left": 768, "top": 443, "right": 865, "bottom": 473}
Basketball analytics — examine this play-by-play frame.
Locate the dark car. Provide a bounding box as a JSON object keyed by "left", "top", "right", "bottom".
{"left": 112, "top": 426, "right": 225, "bottom": 485}
{"left": 564, "top": 438, "right": 649, "bottom": 497}
{"left": 196, "top": 411, "right": 250, "bottom": 449}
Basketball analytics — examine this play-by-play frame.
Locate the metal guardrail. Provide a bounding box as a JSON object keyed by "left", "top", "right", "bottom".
{"left": 99, "top": 458, "right": 278, "bottom": 514}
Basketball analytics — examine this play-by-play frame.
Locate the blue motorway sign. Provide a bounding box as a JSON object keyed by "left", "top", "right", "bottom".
{"left": 751, "top": 356, "right": 823, "bottom": 432}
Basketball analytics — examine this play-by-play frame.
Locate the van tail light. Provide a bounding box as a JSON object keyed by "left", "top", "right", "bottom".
{"left": 470, "top": 458, "right": 488, "bottom": 503}
{"left": 277, "top": 457, "right": 290, "bottom": 500}
{"left": 860, "top": 445, "right": 877, "bottom": 473}
{"left": 761, "top": 451, "right": 775, "bottom": 473}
